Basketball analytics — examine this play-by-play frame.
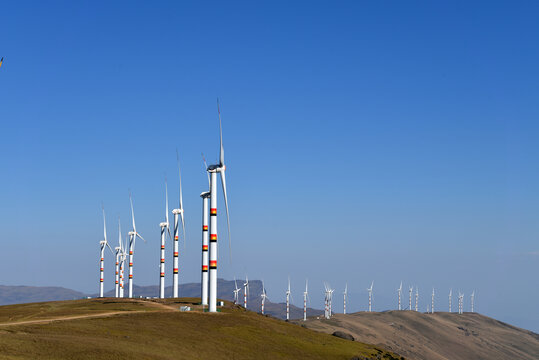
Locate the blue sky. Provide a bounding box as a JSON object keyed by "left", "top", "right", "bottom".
{"left": 0, "top": 1, "right": 538, "bottom": 331}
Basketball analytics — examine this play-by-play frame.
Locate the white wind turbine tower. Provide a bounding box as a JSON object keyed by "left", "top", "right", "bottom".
{"left": 367, "top": 281, "right": 374, "bottom": 312}
{"left": 415, "top": 287, "right": 419, "bottom": 312}
{"left": 323, "top": 283, "right": 329, "bottom": 319}
{"left": 397, "top": 282, "right": 402, "bottom": 310}
{"left": 99, "top": 206, "right": 114, "bottom": 298}
{"left": 233, "top": 277, "right": 241, "bottom": 305}
{"left": 243, "top": 276, "right": 249, "bottom": 309}
{"left": 328, "top": 287, "right": 335, "bottom": 317}
{"left": 409, "top": 286, "right": 413, "bottom": 310}
{"left": 343, "top": 283, "right": 348, "bottom": 315}
{"left": 158, "top": 178, "right": 172, "bottom": 299}
{"left": 285, "top": 277, "right": 292, "bottom": 320}
{"left": 114, "top": 217, "right": 122, "bottom": 298}
{"left": 261, "top": 280, "right": 268, "bottom": 315}
{"left": 200, "top": 155, "right": 211, "bottom": 306}
{"left": 119, "top": 235, "right": 127, "bottom": 298}
{"left": 449, "top": 289, "right": 452, "bottom": 313}
{"left": 303, "top": 279, "right": 309, "bottom": 321}
{"left": 471, "top": 290, "right": 475, "bottom": 313}
{"left": 128, "top": 191, "right": 145, "bottom": 298}
{"left": 458, "top": 291, "right": 464, "bottom": 314}
{"left": 431, "top": 288, "right": 435, "bottom": 314}
{"left": 171, "top": 150, "right": 186, "bottom": 298}
{"left": 206, "top": 99, "right": 232, "bottom": 313}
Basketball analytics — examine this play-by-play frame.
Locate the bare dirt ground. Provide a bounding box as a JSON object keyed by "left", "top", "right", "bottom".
{"left": 296, "top": 310, "right": 539, "bottom": 360}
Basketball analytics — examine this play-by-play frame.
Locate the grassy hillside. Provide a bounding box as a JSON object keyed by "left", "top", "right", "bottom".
{"left": 295, "top": 310, "right": 539, "bottom": 360}
{"left": 0, "top": 298, "right": 401, "bottom": 360}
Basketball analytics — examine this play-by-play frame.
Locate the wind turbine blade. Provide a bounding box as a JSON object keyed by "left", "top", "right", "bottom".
{"left": 165, "top": 176, "right": 169, "bottom": 227}
{"left": 217, "top": 98, "right": 224, "bottom": 166}
{"left": 102, "top": 203, "right": 107, "bottom": 242}
{"left": 129, "top": 190, "right": 136, "bottom": 233}
{"left": 107, "top": 242, "right": 114, "bottom": 255}
{"left": 136, "top": 233, "right": 146, "bottom": 243}
{"left": 177, "top": 150, "right": 187, "bottom": 249}
{"left": 118, "top": 216, "right": 122, "bottom": 248}
{"left": 202, "top": 153, "right": 210, "bottom": 188}
{"left": 220, "top": 170, "right": 231, "bottom": 261}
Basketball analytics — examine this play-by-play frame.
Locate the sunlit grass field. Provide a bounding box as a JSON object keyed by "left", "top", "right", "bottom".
{"left": 0, "top": 298, "right": 400, "bottom": 360}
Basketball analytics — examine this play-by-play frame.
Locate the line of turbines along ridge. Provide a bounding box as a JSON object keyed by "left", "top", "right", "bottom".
{"left": 98, "top": 100, "right": 230, "bottom": 313}
{"left": 232, "top": 278, "right": 476, "bottom": 321}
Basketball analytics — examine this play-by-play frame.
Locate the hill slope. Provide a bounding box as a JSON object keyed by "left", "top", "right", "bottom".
{"left": 0, "top": 298, "right": 400, "bottom": 360}
{"left": 296, "top": 310, "right": 539, "bottom": 360}
{"left": 0, "top": 285, "right": 86, "bottom": 305}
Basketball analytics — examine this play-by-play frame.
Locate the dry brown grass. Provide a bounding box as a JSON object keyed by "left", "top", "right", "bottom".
{"left": 0, "top": 298, "right": 401, "bottom": 360}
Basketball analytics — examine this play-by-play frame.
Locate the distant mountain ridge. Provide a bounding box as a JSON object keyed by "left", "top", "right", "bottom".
{"left": 0, "top": 280, "right": 322, "bottom": 320}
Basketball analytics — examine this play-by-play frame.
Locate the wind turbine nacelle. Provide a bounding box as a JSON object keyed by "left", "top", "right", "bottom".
{"left": 128, "top": 231, "right": 136, "bottom": 236}
{"left": 200, "top": 191, "right": 211, "bottom": 198}
{"left": 159, "top": 222, "right": 168, "bottom": 228}
{"left": 100, "top": 240, "right": 107, "bottom": 245}
{"left": 172, "top": 209, "right": 182, "bottom": 215}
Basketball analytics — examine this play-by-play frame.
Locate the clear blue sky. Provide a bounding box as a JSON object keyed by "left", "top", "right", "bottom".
{"left": 1, "top": 1, "right": 538, "bottom": 332}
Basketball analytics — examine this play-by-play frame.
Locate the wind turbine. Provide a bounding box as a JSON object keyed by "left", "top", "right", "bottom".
{"left": 261, "top": 280, "right": 268, "bottom": 315}
{"left": 114, "top": 217, "right": 122, "bottom": 298}
{"left": 415, "top": 287, "right": 419, "bottom": 312}
{"left": 303, "top": 279, "right": 309, "bottom": 321}
{"left": 243, "top": 276, "right": 249, "bottom": 309}
{"left": 158, "top": 178, "right": 172, "bottom": 299}
{"left": 367, "top": 281, "right": 374, "bottom": 312}
{"left": 397, "top": 282, "right": 402, "bottom": 310}
{"left": 171, "top": 150, "right": 186, "bottom": 298}
{"left": 206, "top": 99, "right": 231, "bottom": 313}
{"left": 471, "top": 290, "right": 475, "bottom": 313}
{"left": 119, "top": 235, "right": 127, "bottom": 298}
{"left": 286, "top": 277, "right": 291, "bottom": 321}
{"left": 99, "top": 205, "right": 114, "bottom": 298}
{"left": 449, "top": 289, "right": 452, "bottom": 313}
{"left": 431, "top": 288, "right": 435, "bottom": 314}
{"left": 323, "top": 282, "right": 329, "bottom": 319}
{"left": 409, "top": 286, "right": 413, "bottom": 310}
{"left": 233, "top": 277, "right": 241, "bottom": 305}
{"left": 343, "top": 283, "right": 348, "bottom": 315}
{"left": 458, "top": 291, "right": 464, "bottom": 314}
{"left": 200, "top": 155, "right": 211, "bottom": 306}
{"left": 128, "top": 191, "right": 145, "bottom": 298}
{"left": 328, "top": 286, "right": 335, "bottom": 317}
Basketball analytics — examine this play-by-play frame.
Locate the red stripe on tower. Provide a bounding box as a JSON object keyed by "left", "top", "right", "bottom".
{"left": 160, "top": 272, "right": 165, "bottom": 277}
{"left": 174, "top": 252, "right": 178, "bottom": 256}
{"left": 210, "top": 234, "right": 217, "bottom": 240}
{"left": 210, "top": 208, "right": 217, "bottom": 215}
{"left": 129, "top": 275, "right": 133, "bottom": 279}
{"left": 203, "top": 225, "right": 208, "bottom": 231}
{"left": 173, "top": 268, "right": 178, "bottom": 274}
{"left": 161, "top": 245, "right": 165, "bottom": 249}
{"left": 174, "top": 236, "right": 178, "bottom": 240}
{"left": 202, "top": 245, "right": 208, "bottom": 251}
{"left": 210, "top": 260, "right": 217, "bottom": 268}
{"left": 202, "top": 265, "right": 208, "bottom": 271}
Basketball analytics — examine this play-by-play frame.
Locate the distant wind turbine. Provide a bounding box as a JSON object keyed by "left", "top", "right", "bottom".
{"left": 261, "top": 280, "right": 268, "bottom": 315}
{"left": 232, "top": 277, "right": 241, "bottom": 305}
{"left": 171, "top": 150, "right": 186, "bottom": 298}
{"left": 243, "top": 276, "right": 249, "bottom": 309}
{"left": 397, "top": 282, "right": 402, "bottom": 310}
{"left": 343, "top": 283, "right": 348, "bottom": 315}
{"left": 303, "top": 279, "right": 309, "bottom": 321}
{"left": 367, "top": 281, "right": 374, "bottom": 312}
{"left": 431, "top": 288, "right": 435, "bottom": 314}
{"left": 114, "top": 217, "right": 122, "bottom": 298}
{"left": 409, "top": 286, "right": 413, "bottom": 311}
{"left": 158, "top": 178, "right": 172, "bottom": 299}
{"left": 471, "top": 290, "right": 475, "bottom": 313}
{"left": 128, "top": 191, "right": 145, "bottom": 298}
{"left": 286, "top": 277, "right": 291, "bottom": 321}
{"left": 449, "top": 289, "right": 452, "bottom": 313}
{"left": 99, "top": 205, "right": 113, "bottom": 298}
{"left": 415, "top": 287, "right": 419, "bottom": 312}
